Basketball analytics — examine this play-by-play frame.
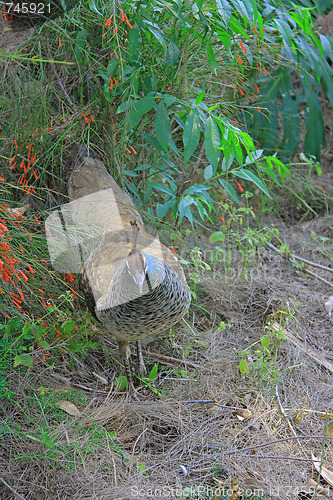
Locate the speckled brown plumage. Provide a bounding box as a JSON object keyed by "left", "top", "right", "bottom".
{"left": 67, "top": 145, "right": 191, "bottom": 382}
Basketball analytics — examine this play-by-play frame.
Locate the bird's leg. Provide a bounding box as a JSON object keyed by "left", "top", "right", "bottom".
{"left": 117, "top": 340, "right": 133, "bottom": 388}
{"left": 136, "top": 341, "right": 147, "bottom": 378}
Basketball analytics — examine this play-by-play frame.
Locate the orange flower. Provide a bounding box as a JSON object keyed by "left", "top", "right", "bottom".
{"left": 26, "top": 264, "right": 34, "bottom": 274}
{"left": 82, "top": 112, "right": 90, "bottom": 124}
{"left": 124, "top": 14, "right": 133, "bottom": 29}
{"left": 19, "top": 270, "right": 29, "bottom": 281}
{"left": 237, "top": 182, "right": 244, "bottom": 192}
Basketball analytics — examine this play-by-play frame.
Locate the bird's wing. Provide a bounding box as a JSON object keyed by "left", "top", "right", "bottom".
{"left": 68, "top": 156, "right": 143, "bottom": 231}
{"left": 67, "top": 145, "right": 188, "bottom": 303}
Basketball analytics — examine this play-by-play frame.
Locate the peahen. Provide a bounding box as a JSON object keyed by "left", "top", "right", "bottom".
{"left": 67, "top": 145, "right": 191, "bottom": 383}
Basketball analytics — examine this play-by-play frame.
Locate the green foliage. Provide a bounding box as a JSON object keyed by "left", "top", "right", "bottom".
{"left": 5, "top": 0, "right": 327, "bottom": 228}
{"left": 79, "top": 0, "right": 291, "bottom": 220}
{"left": 245, "top": 1, "right": 333, "bottom": 160}
{"left": 115, "top": 375, "right": 129, "bottom": 390}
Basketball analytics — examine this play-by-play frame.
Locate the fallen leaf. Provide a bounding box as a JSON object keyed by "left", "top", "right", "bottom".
{"left": 293, "top": 409, "right": 303, "bottom": 424}
{"left": 312, "top": 453, "right": 333, "bottom": 487}
{"left": 179, "top": 465, "right": 188, "bottom": 477}
{"left": 6, "top": 204, "right": 30, "bottom": 215}
{"left": 326, "top": 422, "right": 333, "bottom": 438}
{"left": 230, "top": 477, "right": 243, "bottom": 500}
{"left": 300, "top": 478, "right": 330, "bottom": 497}
{"left": 234, "top": 409, "right": 252, "bottom": 421}
{"left": 324, "top": 296, "right": 333, "bottom": 317}
{"left": 92, "top": 372, "right": 108, "bottom": 385}
{"left": 56, "top": 400, "right": 81, "bottom": 416}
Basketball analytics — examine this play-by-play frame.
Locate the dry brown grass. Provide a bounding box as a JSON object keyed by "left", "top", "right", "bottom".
{"left": 1, "top": 215, "right": 333, "bottom": 500}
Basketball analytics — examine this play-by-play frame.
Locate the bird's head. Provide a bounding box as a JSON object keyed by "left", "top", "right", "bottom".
{"left": 125, "top": 251, "right": 148, "bottom": 293}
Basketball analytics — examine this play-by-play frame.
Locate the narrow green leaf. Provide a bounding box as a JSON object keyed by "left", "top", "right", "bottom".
{"left": 196, "top": 90, "right": 205, "bottom": 105}
{"left": 74, "top": 29, "right": 88, "bottom": 64}
{"left": 216, "top": 0, "right": 232, "bottom": 22}
{"left": 88, "top": 0, "right": 101, "bottom": 15}
{"left": 125, "top": 96, "right": 155, "bottom": 132}
{"left": 149, "top": 363, "right": 158, "bottom": 381}
{"left": 217, "top": 29, "right": 231, "bottom": 51}
{"left": 204, "top": 165, "right": 213, "bottom": 180}
{"left": 204, "top": 116, "right": 221, "bottom": 170}
{"left": 148, "top": 182, "right": 176, "bottom": 197}
{"left": 273, "top": 19, "right": 294, "bottom": 46}
{"left": 231, "top": 169, "right": 271, "bottom": 197}
{"left": 22, "top": 323, "right": 31, "bottom": 336}
{"left": 143, "top": 133, "right": 164, "bottom": 151}
{"left": 303, "top": 74, "right": 325, "bottom": 160}
{"left": 14, "top": 355, "right": 22, "bottom": 368}
{"left": 39, "top": 341, "right": 50, "bottom": 349}
{"left": 127, "top": 28, "right": 140, "bottom": 62}
{"left": 115, "top": 376, "right": 128, "bottom": 390}
{"left": 183, "top": 108, "right": 201, "bottom": 165}
{"left": 209, "top": 231, "right": 226, "bottom": 243}
{"left": 62, "top": 319, "right": 76, "bottom": 334}
{"left": 261, "top": 337, "right": 270, "bottom": 349}
{"left": 206, "top": 41, "right": 217, "bottom": 73}
{"left": 155, "top": 102, "right": 171, "bottom": 153}
{"left": 229, "top": 15, "right": 249, "bottom": 39}
{"left": 239, "top": 358, "right": 249, "bottom": 375}
{"left": 156, "top": 200, "right": 175, "bottom": 219}
{"left": 218, "top": 178, "right": 240, "bottom": 205}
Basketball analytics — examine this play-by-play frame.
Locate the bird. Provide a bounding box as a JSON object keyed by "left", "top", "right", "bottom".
{"left": 66, "top": 145, "right": 191, "bottom": 384}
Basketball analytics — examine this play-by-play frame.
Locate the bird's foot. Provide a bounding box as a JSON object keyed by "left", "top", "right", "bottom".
{"left": 136, "top": 341, "right": 147, "bottom": 378}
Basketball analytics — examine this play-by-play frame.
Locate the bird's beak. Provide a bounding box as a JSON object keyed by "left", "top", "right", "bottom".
{"left": 133, "top": 270, "right": 145, "bottom": 294}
